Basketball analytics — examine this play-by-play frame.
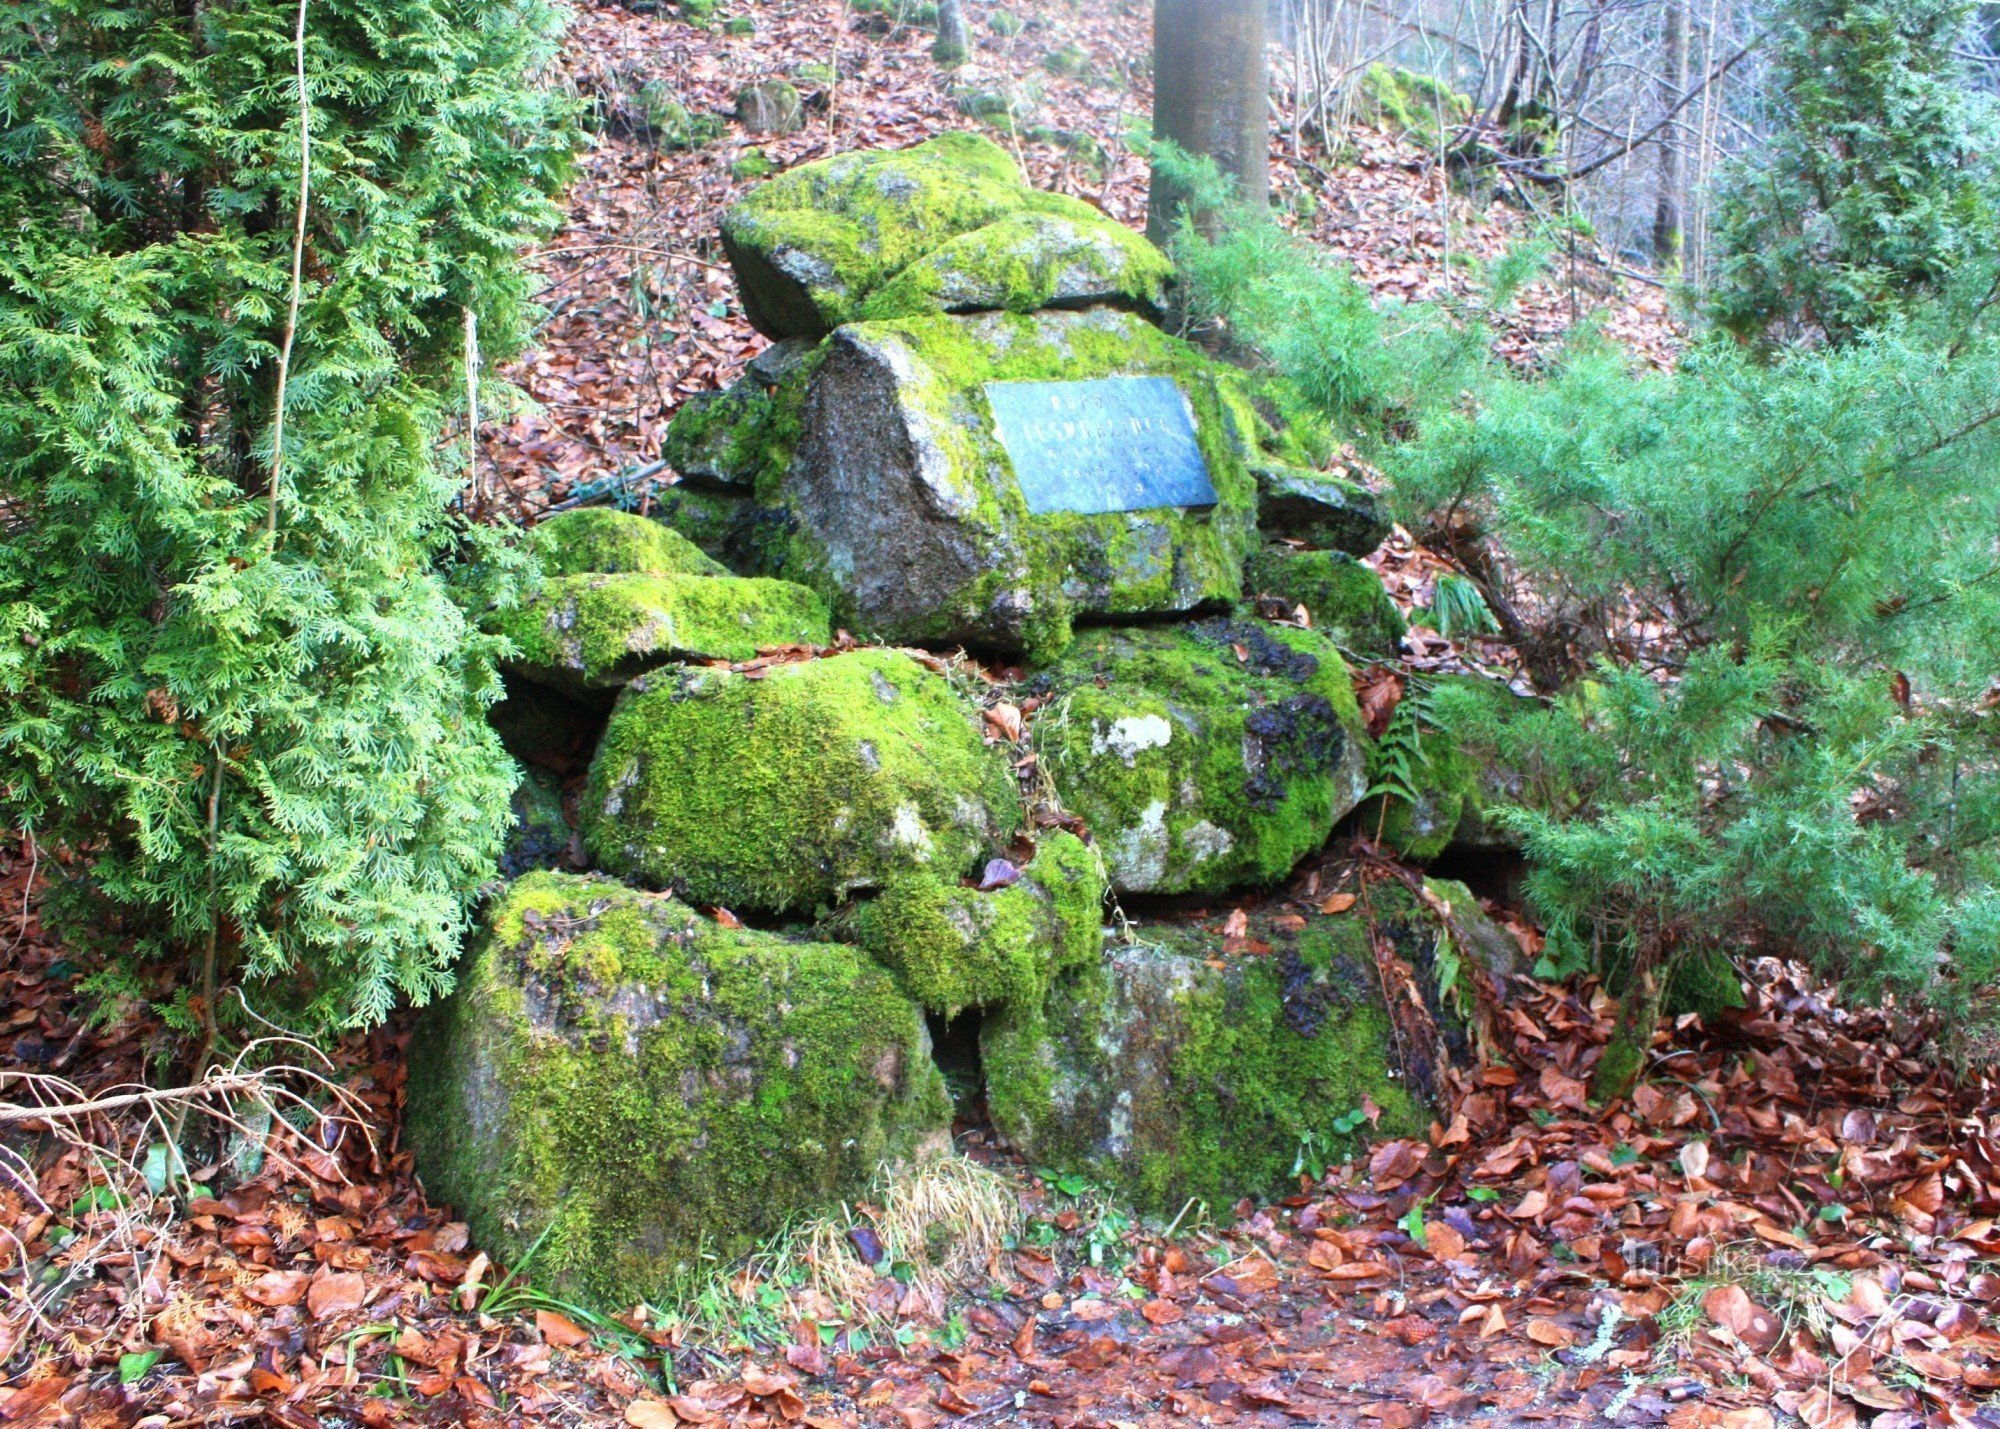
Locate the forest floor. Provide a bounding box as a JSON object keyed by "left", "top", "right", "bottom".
{"left": 8, "top": 1, "right": 2000, "bottom": 1426}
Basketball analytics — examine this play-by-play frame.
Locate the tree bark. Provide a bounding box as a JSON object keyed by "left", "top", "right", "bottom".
{"left": 1651, "top": 0, "right": 1688, "bottom": 269}
{"left": 932, "top": 0, "right": 968, "bottom": 66}
{"left": 1146, "top": 0, "right": 1268, "bottom": 243}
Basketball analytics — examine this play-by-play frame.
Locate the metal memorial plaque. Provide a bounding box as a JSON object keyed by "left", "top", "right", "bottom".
{"left": 984, "top": 376, "right": 1218, "bottom": 515}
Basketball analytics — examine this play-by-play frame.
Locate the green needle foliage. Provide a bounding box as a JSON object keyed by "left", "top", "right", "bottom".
{"left": 0, "top": 1, "right": 574, "bottom": 1037}
{"left": 1160, "top": 145, "right": 2000, "bottom": 1079}
{"left": 1708, "top": 0, "right": 2000, "bottom": 345}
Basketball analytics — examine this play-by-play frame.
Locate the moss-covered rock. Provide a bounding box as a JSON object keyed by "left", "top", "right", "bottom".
{"left": 528, "top": 508, "right": 727, "bottom": 579}
{"left": 1665, "top": 948, "right": 1747, "bottom": 1019}
{"left": 1252, "top": 466, "right": 1390, "bottom": 555}
{"left": 719, "top": 133, "right": 1166, "bottom": 338}
{"left": 857, "top": 207, "right": 1170, "bottom": 322}
{"left": 983, "top": 907, "right": 1429, "bottom": 1215}
{"left": 501, "top": 572, "right": 830, "bottom": 699}
{"left": 1244, "top": 547, "right": 1405, "bottom": 657}
{"left": 405, "top": 872, "right": 950, "bottom": 1310}
{"left": 1032, "top": 619, "right": 1368, "bottom": 896}
{"left": 1353, "top": 63, "right": 1473, "bottom": 149}
{"left": 750, "top": 308, "right": 1257, "bottom": 657}
{"left": 838, "top": 831, "right": 1105, "bottom": 1017}
{"left": 720, "top": 132, "right": 1033, "bottom": 338}
{"left": 735, "top": 79, "right": 802, "bottom": 134}
{"left": 583, "top": 649, "right": 1022, "bottom": 912}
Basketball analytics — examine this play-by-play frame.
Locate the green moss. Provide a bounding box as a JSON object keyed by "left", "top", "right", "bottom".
{"left": 988, "top": 7, "right": 1022, "bottom": 36}
{"left": 721, "top": 133, "right": 1032, "bottom": 336}
{"left": 1353, "top": 63, "right": 1473, "bottom": 149}
{"left": 528, "top": 508, "right": 727, "bottom": 579}
{"left": 1041, "top": 44, "right": 1089, "bottom": 77}
{"left": 1368, "top": 729, "right": 1479, "bottom": 862}
{"left": 1245, "top": 547, "right": 1404, "bottom": 657}
{"left": 1031, "top": 619, "right": 1368, "bottom": 896}
{"left": 405, "top": 872, "right": 949, "bottom": 1311}
{"left": 731, "top": 147, "right": 774, "bottom": 180}
{"left": 840, "top": 831, "right": 1104, "bottom": 1016}
{"left": 857, "top": 205, "right": 1171, "bottom": 322}
{"left": 1666, "top": 948, "right": 1747, "bottom": 1019}
{"left": 984, "top": 908, "right": 1427, "bottom": 1215}
{"left": 724, "top": 14, "right": 755, "bottom": 34}
{"left": 502, "top": 572, "right": 829, "bottom": 697}
{"left": 584, "top": 649, "right": 1022, "bottom": 912}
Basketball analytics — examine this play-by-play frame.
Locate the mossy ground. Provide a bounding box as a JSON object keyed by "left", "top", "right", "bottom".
{"left": 583, "top": 648, "right": 1021, "bottom": 912}
{"left": 983, "top": 905, "right": 1428, "bottom": 1216}
{"left": 405, "top": 872, "right": 949, "bottom": 1311}
{"left": 837, "top": 831, "right": 1105, "bottom": 1017}
{"left": 502, "top": 571, "right": 829, "bottom": 696}
{"left": 1032, "top": 618, "right": 1367, "bottom": 895}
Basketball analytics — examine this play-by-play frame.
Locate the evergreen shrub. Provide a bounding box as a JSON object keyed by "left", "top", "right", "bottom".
{"left": 1159, "top": 147, "right": 2000, "bottom": 1080}
{"left": 0, "top": 0, "right": 574, "bottom": 1036}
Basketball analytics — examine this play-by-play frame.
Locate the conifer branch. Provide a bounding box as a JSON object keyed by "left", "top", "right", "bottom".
{"left": 266, "top": 0, "right": 311, "bottom": 538}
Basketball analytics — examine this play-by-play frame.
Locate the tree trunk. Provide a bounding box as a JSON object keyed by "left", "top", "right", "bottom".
{"left": 1146, "top": 0, "right": 1269, "bottom": 243}
{"left": 1651, "top": 0, "right": 1688, "bottom": 269}
{"left": 1590, "top": 948, "right": 1674, "bottom": 1103}
{"left": 932, "top": 0, "right": 968, "bottom": 66}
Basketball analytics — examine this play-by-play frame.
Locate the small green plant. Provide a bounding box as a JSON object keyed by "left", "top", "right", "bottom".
{"left": 1421, "top": 573, "right": 1500, "bottom": 640}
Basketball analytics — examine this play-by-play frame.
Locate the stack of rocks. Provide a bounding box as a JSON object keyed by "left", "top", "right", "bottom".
{"left": 407, "top": 134, "right": 1522, "bottom": 1311}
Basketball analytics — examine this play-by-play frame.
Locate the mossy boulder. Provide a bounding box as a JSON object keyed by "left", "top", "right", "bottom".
{"left": 662, "top": 338, "right": 819, "bottom": 496}
{"left": 1252, "top": 466, "right": 1390, "bottom": 555}
{"left": 529, "top": 508, "right": 727, "bottom": 578}
{"left": 983, "top": 906, "right": 1430, "bottom": 1215}
{"left": 734, "top": 79, "right": 802, "bottom": 134}
{"left": 583, "top": 649, "right": 1021, "bottom": 912}
{"left": 718, "top": 133, "right": 1167, "bottom": 339}
{"left": 1245, "top": 547, "right": 1405, "bottom": 657}
{"left": 405, "top": 872, "right": 949, "bottom": 1310}
{"left": 501, "top": 572, "right": 830, "bottom": 700}
{"left": 838, "top": 831, "right": 1105, "bottom": 1017}
{"left": 720, "top": 132, "right": 1031, "bottom": 338}
{"left": 857, "top": 207, "right": 1170, "bottom": 323}
{"left": 751, "top": 308, "right": 1257, "bottom": 656}
{"left": 1032, "top": 619, "right": 1368, "bottom": 896}
{"left": 1367, "top": 676, "right": 1545, "bottom": 859}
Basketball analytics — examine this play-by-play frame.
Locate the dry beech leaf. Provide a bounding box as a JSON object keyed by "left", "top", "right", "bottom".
{"left": 536, "top": 1308, "right": 591, "bottom": 1348}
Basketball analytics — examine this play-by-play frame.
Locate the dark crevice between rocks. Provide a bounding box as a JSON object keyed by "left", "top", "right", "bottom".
{"left": 1424, "top": 845, "right": 1529, "bottom": 907}
{"left": 926, "top": 1009, "right": 990, "bottom": 1131}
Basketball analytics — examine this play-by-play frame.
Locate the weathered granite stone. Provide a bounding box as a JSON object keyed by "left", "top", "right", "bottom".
{"left": 734, "top": 79, "right": 803, "bottom": 134}
{"left": 1030, "top": 619, "right": 1368, "bottom": 896}
{"left": 1252, "top": 465, "right": 1391, "bottom": 555}
{"left": 755, "top": 308, "right": 1259, "bottom": 656}
{"left": 582, "top": 648, "right": 1021, "bottom": 912}
{"left": 406, "top": 872, "right": 948, "bottom": 1310}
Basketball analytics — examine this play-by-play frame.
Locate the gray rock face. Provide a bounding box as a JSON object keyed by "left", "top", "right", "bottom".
{"left": 768, "top": 307, "right": 1258, "bottom": 656}
{"left": 1252, "top": 465, "right": 1391, "bottom": 555}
